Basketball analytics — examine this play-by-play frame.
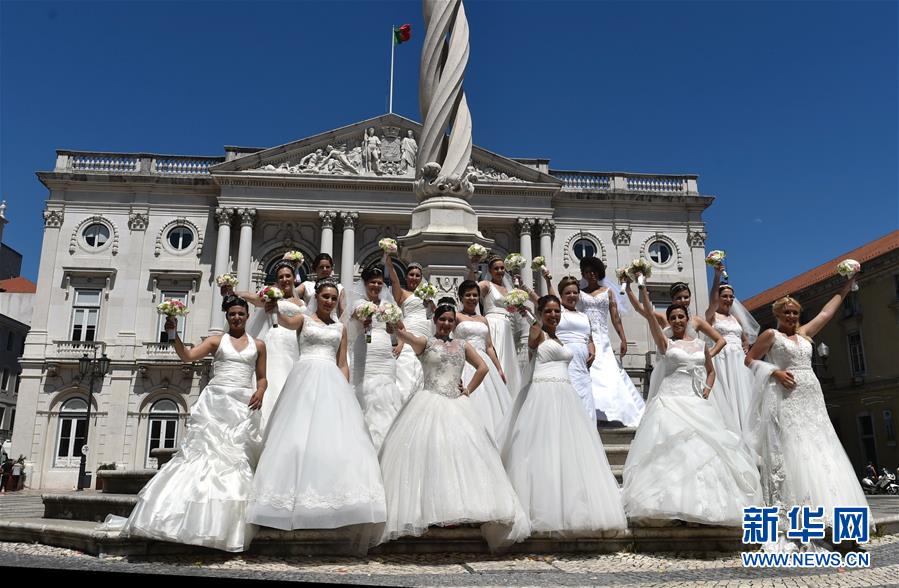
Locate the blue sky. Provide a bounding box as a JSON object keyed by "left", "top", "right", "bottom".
{"left": 1, "top": 0, "right": 896, "bottom": 296}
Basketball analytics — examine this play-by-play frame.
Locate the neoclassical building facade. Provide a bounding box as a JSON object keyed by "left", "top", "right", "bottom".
{"left": 13, "top": 113, "right": 715, "bottom": 489}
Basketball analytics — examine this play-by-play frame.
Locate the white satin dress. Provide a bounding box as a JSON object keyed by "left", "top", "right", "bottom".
{"left": 395, "top": 294, "right": 430, "bottom": 402}
{"left": 454, "top": 320, "right": 513, "bottom": 439}
{"left": 483, "top": 284, "right": 522, "bottom": 397}
{"left": 709, "top": 313, "right": 754, "bottom": 436}
{"left": 556, "top": 308, "right": 596, "bottom": 425}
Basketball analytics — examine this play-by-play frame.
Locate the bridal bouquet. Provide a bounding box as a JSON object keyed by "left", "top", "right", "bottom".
{"left": 626, "top": 258, "right": 653, "bottom": 288}
{"left": 615, "top": 267, "right": 629, "bottom": 294}
{"left": 378, "top": 238, "right": 398, "bottom": 254}
{"left": 705, "top": 250, "right": 728, "bottom": 280}
{"left": 504, "top": 253, "right": 526, "bottom": 274}
{"left": 282, "top": 250, "right": 305, "bottom": 264}
{"left": 355, "top": 301, "right": 379, "bottom": 343}
{"left": 837, "top": 259, "right": 861, "bottom": 291}
{"left": 414, "top": 281, "right": 437, "bottom": 302}
{"left": 157, "top": 299, "right": 189, "bottom": 340}
{"left": 376, "top": 301, "right": 403, "bottom": 324}
{"left": 531, "top": 256, "right": 546, "bottom": 271}
{"left": 258, "top": 286, "right": 284, "bottom": 328}
{"left": 503, "top": 288, "right": 530, "bottom": 313}
{"left": 216, "top": 273, "right": 238, "bottom": 289}
{"left": 467, "top": 243, "right": 488, "bottom": 261}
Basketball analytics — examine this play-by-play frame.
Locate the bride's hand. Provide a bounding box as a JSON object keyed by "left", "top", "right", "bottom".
{"left": 773, "top": 369, "right": 796, "bottom": 390}
{"left": 263, "top": 300, "right": 278, "bottom": 313}
{"left": 392, "top": 343, "right": 402, "bottom": 358}
{"left": 248, "top": 389, "right": 264, "bottom": 411}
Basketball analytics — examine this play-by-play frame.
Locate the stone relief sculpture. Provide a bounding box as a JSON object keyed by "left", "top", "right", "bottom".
{"left": 401, "top": 130, "right": 418, "bottom": 174}
{"left": 362, "top": 127, "right": 382, "bottom": 174}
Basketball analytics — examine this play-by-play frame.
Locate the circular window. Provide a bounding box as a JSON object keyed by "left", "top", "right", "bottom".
{"left": 648, "top": 241, "right": 673, "bottom": 265}
{"left": 572, "top": 238, "right": 597, "bottom": 260}
{"left": 167, "top": 227, "right": 194, "bottom": 251}
{"left": 82, "top": 224, "right": 110, "bottom": 249}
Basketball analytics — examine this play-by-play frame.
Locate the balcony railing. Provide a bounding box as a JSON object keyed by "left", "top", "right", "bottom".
{"left": 54, "top": 340, "right": 106, "bottom": 357}
{"left": 551, "top": 170, "right": 699, "bottom": 195}
{"left": 56, "top": 151, "right": 224, "bottom": 176}
{"left": 142, "top": 342, "right": 192, "bottom": 359}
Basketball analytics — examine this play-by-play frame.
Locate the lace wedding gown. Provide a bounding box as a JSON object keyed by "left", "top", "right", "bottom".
{"left": 395, "top": 295, "right": 430, "bottom": 402}
{"left": 246, "top": 298, "right": 303, "bottom": 431}
{"left": 578, "top": 290, "right": 645, "bottom": 426}
{"left": 454, "top": 320, "right": 513, "bottom": 439}
{"left": 709, "top": 313, "right": 753, "bottom": 436}
{"left": 623, "top": 338, "right": 762, "bottom": 525}
{"left": 352, "top": 301, "right": 405, "bottom": 451}
{"left": 378, "top": 337, "right": 530, "bottom": 551}
{"left": 483, "top": 284, "right": 522, "bottom": 397}
{"left": 114, "top": 335, "right": 263, "bottom": 551}
{"left": 556, "top": 308, "right": 596, "bottom": 424}
{"left": 246, "top": 319, "right": 386, "bottom": 531}
{"left": 500, "top": 338, "right": 627, "bottom": 535}
{"left": 751, "top": 331, "right": 868, "bottom": 529}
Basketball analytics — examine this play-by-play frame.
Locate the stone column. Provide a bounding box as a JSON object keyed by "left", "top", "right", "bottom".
{"left": 236, "top": 208, "right": 256, "bottom": 291}
{"left": 339, "top": 212, "right": 358, "bottom": 292}
{"left": 210, "top": 207, "right": 234, "bottom": 332}
{"left": 319, "top": 210, "right": 336, "bottom": 256}
{"left": 517, "top": 218, "right": 534, "bottom": 290}
{"left": 538, "top": 219, "right": 555, "bottom": 296}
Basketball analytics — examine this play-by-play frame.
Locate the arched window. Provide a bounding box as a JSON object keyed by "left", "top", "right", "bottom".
{"left": 572, "top": 238, "right": 597, "bottom": 260}
{"left": 146, "top": 399, "right": 179, "bottom": 468}
{"left": 55, "top": 398, "right": 88, "bottom": 468}
{"left": 264, "top": 255, "right": 309, "bottom": 285}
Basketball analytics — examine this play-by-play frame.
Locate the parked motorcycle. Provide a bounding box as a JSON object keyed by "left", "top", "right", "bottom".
{"left": 861, "top": 468, "right": 899, "bottom": 495}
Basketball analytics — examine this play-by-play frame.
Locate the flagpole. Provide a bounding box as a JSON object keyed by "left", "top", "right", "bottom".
{"left": 389, "top": 26, "right": 395, "bottom": 113}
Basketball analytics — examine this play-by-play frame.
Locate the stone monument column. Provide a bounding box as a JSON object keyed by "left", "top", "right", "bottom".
{"left": 339, "top": 211, "right": 358, "bottom": 292}
{"left": 319, "top": 210, "right": 336, "bottom": 256}
{"left": 210, "top": 207, "right": 234, "bottom": 332}
{"left": 517, "top": 218, "right": 534, "bottom": 290}
{"left": 236, "top": 208, "right": 256, "bottom": 291}
{"left": 538, "top": 219, "right": 555, "bottom": 295}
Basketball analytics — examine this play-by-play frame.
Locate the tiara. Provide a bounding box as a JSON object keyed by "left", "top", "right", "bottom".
{"left": 315, "top": 277, "right": 341, "bottom": 291}
{"left": 408, "top": 262, "right": 423, "bottom": 270}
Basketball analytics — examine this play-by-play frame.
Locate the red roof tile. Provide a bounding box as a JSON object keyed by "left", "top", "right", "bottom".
{"left": 744, "top": 230, "right": 899, "bottom": 311}
{"left": 0, "top": 277, "right": 36, "bottom": 294}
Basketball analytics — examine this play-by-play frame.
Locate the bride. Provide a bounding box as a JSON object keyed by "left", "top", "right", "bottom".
{"left": 246, "top": 279, "right": 386, "bottom": 534}
{"left": 384, "top": 250, "right": 432, "bottom": 402}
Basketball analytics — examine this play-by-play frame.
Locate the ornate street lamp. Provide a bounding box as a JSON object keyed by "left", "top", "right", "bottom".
{"left": 76, "top": 350, "right": 110, "bottom": 491}
{"left": 814, "top": 341, "right": 830, "bottom": 376}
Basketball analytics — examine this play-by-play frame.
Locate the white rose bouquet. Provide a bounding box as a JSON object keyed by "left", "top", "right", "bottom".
{"left": 414, "top": 282, "right": 437, "bottom": 302}
{"left": 378, "top": 238, "right": 398, "bottom": 255}
{"left": 615, "top": 267, "right": 629, "bottom": 295}
{"left": 355, "top": 301, "right": 379, "bottom": 343}
{"left": 705, "top": 250, "right": 728, "bottom": 280}
{"left": 467, "top": 243, "right": 488, "bottom": 261}
{"left": 531, "top": 256, "right": 546, "bottom": 271}
{"left": 157, "top": 299, "right": 189, "bottom": 340}
{"left": 215, "top": 274, "right": 239, "bottom": 288}
{"left": 377, "top": 301, "right": 403, "bottom": 324}
{"left": 837, "top": 259, "right": 861, "bottom": 291}
{"left": 626, "top": 258, "right": 653, "bottom": 288}
{"left": 258, "top": 285, "right": 284, "bottom": 328}
{"left": 502, "top": 288, "right": 530, "bottom": 313}
{"left": 504, "top": 253, "right": 526, "bottom": 274}
{"left": 282, "top": 250, "right": 305, "bottom": 264}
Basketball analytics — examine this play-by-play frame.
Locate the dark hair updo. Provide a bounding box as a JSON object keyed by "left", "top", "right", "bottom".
{"left": 457, "top": 279, "right": 480, "bottom": 299}
{"left": 315, "top": 277, "right": 340, "bottom": 295}
{"left": 272, "top": 260, "right": 297, "bottom": 277}
{"left": 669, "top": 282, "right": 691, "bottom": 299}
{"left": 312, "top": 253, "right": 334, "bottom": 270}
{"left": 718, "top": 284, "right": 735, "bottom": 295}
{"left": 221, "top": 295, "right": 249, "bottom": 312}
{"left": 434, "top": 297, "right": 457, "bottom": 322}
{"left": 486, "top": 255, "right": 504, "bottom": 269}
{"left": 537, "top": 294, "right": 561, "bottom": 313}
{"left": 666, "top": 303, "right": 690, "bottom": 320}
{"left": 361, "top": 266, "right": 384, "bottom": 283}
{"left": 579, "top": 256, "right": 606, "bottom": 281}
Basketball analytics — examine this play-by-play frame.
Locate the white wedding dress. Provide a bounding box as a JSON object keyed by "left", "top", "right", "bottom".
{"left": 483, "top": 284, "right": 522, "bottom": 397}
{"left": 246, "top": 298, "right": 303, "bottom": 431}
{"left": 246, "top": 319, "right": 386, "bottom": 532}
{"left": 709, "top": 313, "right": 754, "bottom": 436}
{"left": 623, "top": 338, "right": 762, "bottom": 525}
{"left": 378, "top": 337, "right": 530, "bottom": 551}
{"left": 113, "top": 335, "right": 263, "bottom": 551}
{"left": 578, "top": 290, "right": 645, "bottom": 426}
{"left": 352, "top": 302, "right": 405, "bottom": 451}
{"left": 749, "top": 331, "right": 868, "bottom": 530}
{"left": 556, "top": 308, "right": 596, "bottom": 424}
{"left": 395, "top": 294, "right": 430, "bottom": 402}
{"left": 454, "top": 320, "right": 513, "bottom": 439}
{"left": 500, "top": 338, "right": 627, "bottom": 536}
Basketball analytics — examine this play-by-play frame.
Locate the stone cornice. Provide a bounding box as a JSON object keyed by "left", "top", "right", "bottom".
{"left": 553, "top": 190, "right": 715, "bottom": 209}
{"left": 37, "top": 172, "right": 219, "bottom": 193}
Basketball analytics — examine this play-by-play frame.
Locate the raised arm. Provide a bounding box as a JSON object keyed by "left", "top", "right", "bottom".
{"left": 166, "top": 317, "right": 220, "bottom": 362}
{"left": 702, "top": 346, "right": 715, "bottom": 399}
{"left": 640, "top": 285, "right": 669, "bottom": 354}
{"left": 802, "top": 277, "right": 855, "bottom": 338}
{"left": 608, "top": 291, "right": 628, "bottom": 358}
{"left": 462, "top": 342, "right": 489, "bottom": 395}
{"left": 394, "top": 323, "right": 428, "bottom": 355}
{"left": 232, "top": 288, "right": 264, "bottom": 308}
{"left": 248, "top": 340, "right": 267, "bottom": 410}
{"left": 694, "top": 316, "right": 725, "bottom": 357}
{"left": 384, "top": 253, "right": 410, "bottom": 303}
{"left": 337, "top": 325, "right": 351, "bottom": 381}
{"left": 745, "top": 329, "right": 796, "bottom": 390}
{"left": 705, "top": 265, "right": 723, "bottom": 324}
{"left": 483, "top": 329, "right": 507, "bottom": 382}
{"left": 264, "top": 299, "right": 305, "bottom": 330}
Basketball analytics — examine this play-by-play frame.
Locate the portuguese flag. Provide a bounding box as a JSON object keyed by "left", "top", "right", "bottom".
{"left": 393, "top": 24, "right": 412, "bottom": 45}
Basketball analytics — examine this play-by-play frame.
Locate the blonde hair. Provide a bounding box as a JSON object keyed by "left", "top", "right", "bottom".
{"left": 557, "top": 276, "right": 580, "bottom": 295}
{"left": 772, "top": 296, "right": 812, "bottom": 342}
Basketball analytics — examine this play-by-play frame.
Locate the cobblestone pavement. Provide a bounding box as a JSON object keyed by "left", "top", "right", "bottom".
{"left": 0, "top": 535, "right": 897, "bottom": 586}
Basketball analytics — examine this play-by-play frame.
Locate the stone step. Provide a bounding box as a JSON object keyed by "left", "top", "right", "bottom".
{"left": 604, "top": 445, "right": 630, "bottom": 467}
{"left": 98, "top": 469, "right": 155, "bottom": 494}
{"left": 43, "top": 493, "right": 137, "bottom": 522}
{"left": 612, "top": 466, "right": 623, "bottom": 484}
{"left": 599, "top": 427, "right": 637, "bottom": 446}
{"left": 0, "top": 516, "right": 759, "bottom": 557}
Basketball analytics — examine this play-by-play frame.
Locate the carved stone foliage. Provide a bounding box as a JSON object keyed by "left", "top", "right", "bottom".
{"left": 687, "top": 225, "right": 707, "bottom": 248}
{"left": 214, "top": 207, "right": 234, "bottom": 227}
{"left": 319, "top": 210, "right": 337, "bottom": 229}
{"left": 470, "top": 165, "right": 525, "bottom": 183}
{"left": 128, "top": 210, "right": 149, "bottom": 231}
{"left": 538, "top": 219, "right": 556, "bottom": 237}
{"left": 612, "top": 225, "right": 632, "bottom": 246}
{"left": 43, "top": 209, "right": 64, "bottom": 228}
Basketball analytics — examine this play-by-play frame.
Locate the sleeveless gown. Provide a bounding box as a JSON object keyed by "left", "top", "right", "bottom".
{"left": 709, "top": 312, "right": 754, "bottom": 436}
{"left": 117, "top": 335, "right": 263, "bottom": 551}
{"left": 454, "top": 320, "right": 513, "bottom": 439}
{"left": 578, "top": 290, "right": 645, "bottom": 426}
{"left": 500, "top": 338, "right": 627, "bottom": 535}
{"left": 352, "top": 300, "right": 405, "bottom": 451}
{"left": 483, "top": 284, "right": 522, "bottom": 397}
{"left": 622, "top": 338, "right": 762, "bottom": 525}
{"left": 246, "top": 319, "right": 386, "bottom": 531}
{"left": 556, "top": 308, "right": 596, "bottom": 424}
{"left": 395, "top": 294, "right": 430, "bottom": 402}
{"left": 378, "top": 337, "right": 530, "bottom": 551}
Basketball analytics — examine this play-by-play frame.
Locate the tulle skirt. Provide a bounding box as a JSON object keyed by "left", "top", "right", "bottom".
{"left": 501, "top": 379, "right": 627, "bottom": 535}
{"left": 247, "top": 357, "right": 386, "bottom": 531}
{"left": 121, "top": 383, "right": 262, "bottom": 552}
{"left": 622, "top": 388, "right": 762, "bottom": 525}
{"left": 486, "top": 313, "right": 522, "bottom": 397}
{"left": 710, "top": 345, "right": 754, "bottom": 436}
{"left": 564, "top": 341, "right": 596, "bottom": 425}
{"left": 464, "top": 349, "right": 513, "bottom": 440}
{"left": 378, "top": 389, "right": 530, "bottom": 551}
{"left": 590, "top": 333, "right": 645, "bottom": 427}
